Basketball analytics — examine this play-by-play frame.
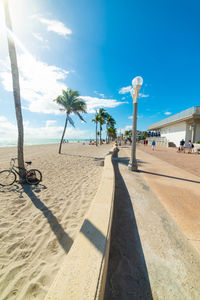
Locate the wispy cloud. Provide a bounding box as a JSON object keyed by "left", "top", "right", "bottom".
{"left": 0, "top": 53, "right": 69, "bottom": 114}
{"left": 121, "top": 125, "right": 132, "bottom": 133}
{"left": 0, "top": 115, "right": 18, "bottom": 140}
{"left": 46, "top": 120, "right": 57, "bottom": 127}
{"left": 139, "top": 93, "right": 149, "bottom": 98}
{"left": 0, "top": 55, "right": 125, "bottom": 115}
{"left": 119, "top": 86, "right": 132, "bottom": 94}
{"left": 164, "top": 111, "right": 172, "bottom": 115}
{"left": 32, "top": 32, "right": 45, "bottom": 42}
{"left": 32, "top": 32, "right": 49, "bottom": 49}
{"left": 0, "top": 53, "right": 125, "bottom": 115}
{"left": 128, "top": 115, "right": 143, "bottom": 119}
{"left": 0, "top": 116, "right": 88, "bottom": 140}
{"left": 119, "top": 85, "right": 149, "bottom": 98}
{"left": 94, "top": 91, "right": 105, "bottom": 98}
{"left": 31, "top": 15, "right": 72, "bottom": 36}
{"left": 80, "top": 96, "right": 125, "bottom": 113}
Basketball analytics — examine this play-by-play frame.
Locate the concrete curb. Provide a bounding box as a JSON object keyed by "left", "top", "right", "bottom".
{"left": 45, "top": 147, "right": 116, "bottom": 300}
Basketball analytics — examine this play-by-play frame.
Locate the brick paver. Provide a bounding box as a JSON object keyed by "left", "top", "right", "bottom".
{"left": 105, "top": 147, "right": 200, "bottom": 299}
{"left": 124, "top": 145, "right": 200, "bottom": 255}
{"left": 136, "top": 144, "right": 200, "bottom": 177}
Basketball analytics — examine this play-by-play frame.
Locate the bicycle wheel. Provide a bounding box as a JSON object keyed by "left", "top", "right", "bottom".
{"left": 0, "top": 170, "right": 16, "bottom": 186}
{"left": 26, "top": 169, "right": 42, "bottom": 185}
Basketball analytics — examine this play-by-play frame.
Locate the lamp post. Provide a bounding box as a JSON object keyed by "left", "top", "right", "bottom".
{"left": 128, "top": 76, "right": 143, "bottom": 171}
{"left": 119, "top": 128, "right": 121, "bottom": 146}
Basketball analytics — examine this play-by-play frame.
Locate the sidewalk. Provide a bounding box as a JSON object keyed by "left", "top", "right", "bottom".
{"left": 130, "top": 144, "right": 200, "bottom": 255}
{"left": 104, "top": 147, "right": 200, "bottom": 300}
{"left": 137, "top": 143, "right": 200, "bottom": 177}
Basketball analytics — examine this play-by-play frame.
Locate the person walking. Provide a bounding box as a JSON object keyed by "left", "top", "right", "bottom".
{"left": 152, "top": 140, "right": 156, "bottom": 150}
{"left": 188, "top": 140, "right": 194, "bottom": 153}
{"left": 180, "top": 139, "right": 185, "bottom": 152}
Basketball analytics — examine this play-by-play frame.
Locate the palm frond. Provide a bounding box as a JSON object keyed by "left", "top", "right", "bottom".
{"left": 76, "top": 112, "right": 86, "bottom": 122}
{"left": 54, "top": 88, "right": 87, "bottom": 131}
{"left": 68, "top": 116, "right": 75, "bottom": 127}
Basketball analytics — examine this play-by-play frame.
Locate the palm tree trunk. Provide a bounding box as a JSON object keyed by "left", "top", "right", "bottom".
{"left": 59, "top": 113, "right": 68, "bottom": 154}
{"left": 96, "top": 122, "right": 98, "bottom": 146}
{"left": 106, "top": 123, "right": 108, "bottom": 144}
{"left": 3, "top": 0, "right": 25, "bottom": 178}
{"left": 100, "top": 123, "right": 102, "bottom": 145}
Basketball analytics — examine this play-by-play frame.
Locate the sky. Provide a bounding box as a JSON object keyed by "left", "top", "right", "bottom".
{"left": 0, "top": 0, "right": 200, "bottom": 142}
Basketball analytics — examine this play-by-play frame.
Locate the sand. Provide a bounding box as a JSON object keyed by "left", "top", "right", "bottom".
{"left": 0, "top": 142, "right": 111, "bottom": 300}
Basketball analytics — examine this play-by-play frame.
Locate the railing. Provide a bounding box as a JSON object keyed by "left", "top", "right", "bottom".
{"left": 148, "top": 106, "right": 200, "bottom": 130}
{"left": 147, "top": 137, "right": 168, "bottom": 147}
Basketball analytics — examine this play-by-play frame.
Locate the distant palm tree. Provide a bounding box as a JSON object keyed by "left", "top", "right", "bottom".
{"left": 92, "top": 112, "right": 99, "bottom": 146}
{"left": 54, "top": 89, "right": 87, "bottom": 154}
{"left": 105, "top": 114, "right": 116, "bottom": 143}
{"left": 98, "top": 108, "right": 107, "bottom": 144}
{"left": 3, "top": 0, "right": 25, "bottom": 178}
{"left": 107, "top": 127, "right": 117, "bottom": 140}
{"left": 124, "top": 130, "right": 132, "bottom": 137}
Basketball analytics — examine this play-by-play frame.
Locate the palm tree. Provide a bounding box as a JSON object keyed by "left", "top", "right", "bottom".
{"left": 92, "top": 111, "right": 99, "bottom": 146}
{"left": 54, "top": 89, "right": 87, "bottom": 154}
{"left": 107, "top": 127, "right": 117, "bottom": 141}
{"left": 99, "top": 117, "right": 105, "bottom": 145}
{"left": 124, "top": 130, "right": 132, "bottom": 137}
{"left": 98, "top": 108, "right": 107, "bottom": 144}
{"left": 105, "top": 114, "right": 116, "bottom": 143}
{"left": 3, "top": 0, "right": 25, "bottom": 178}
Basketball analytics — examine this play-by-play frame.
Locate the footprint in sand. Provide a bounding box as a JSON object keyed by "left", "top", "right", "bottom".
{"left": 7, "top": 242, "right": 21, "bottom": 254}
{"left": 17, "top": 250, "right": 31, "bottom": 260}
{"left": 0, "top": 222, "right": 10, "bottom": 228}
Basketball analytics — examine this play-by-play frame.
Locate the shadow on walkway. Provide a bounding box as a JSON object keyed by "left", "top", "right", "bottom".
{"left": 139, "top": 170, "right": 200, "bottom": 184}
{"left": 22, "top": 185, "right": 73, "bottom": 253}
{"left": 104, "top": 154, "right": 153, "bottom": 300}
{"left": 114, "top": 157, "right": 148, "bottom": 167}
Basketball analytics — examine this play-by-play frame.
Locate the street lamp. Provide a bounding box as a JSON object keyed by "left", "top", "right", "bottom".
{"left": 119, "top": 128, "right": 121, "bottom": 146}
{"left": 128, "top": 76, "right": 143, "bottom": 171}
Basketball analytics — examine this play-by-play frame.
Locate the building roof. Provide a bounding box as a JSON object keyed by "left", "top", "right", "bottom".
{"left": 148, "top": 106, "right": 200, "bottom": 131}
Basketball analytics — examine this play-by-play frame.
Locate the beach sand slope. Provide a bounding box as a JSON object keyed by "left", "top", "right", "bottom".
{"left": 0, "top": 143, "right": 111, "bottom": 300}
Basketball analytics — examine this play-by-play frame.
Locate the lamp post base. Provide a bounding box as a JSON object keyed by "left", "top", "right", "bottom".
{"left": 128, "top": 160, "right": 138, "bottom": 171}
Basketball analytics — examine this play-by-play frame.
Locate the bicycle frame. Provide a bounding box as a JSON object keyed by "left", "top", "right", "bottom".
{"left": 9, "top": 158, "right": 28, "bottom": 178}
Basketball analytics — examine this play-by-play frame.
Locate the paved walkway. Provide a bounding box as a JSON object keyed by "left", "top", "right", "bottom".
{"left": 132, "top": 145, "right": 200, "bottom": 255}
{"left": 104, "top": 146, "right": 200, "bottom": 300}
{"left": 137, "top": 143, "right": 200, "bottom": 177}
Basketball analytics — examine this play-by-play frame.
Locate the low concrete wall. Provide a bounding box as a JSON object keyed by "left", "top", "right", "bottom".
{"left": 147, "top": 137, "right": 168, "bottom": 147}
{"left": 45, "top": 149, "right": 115, "bottom": 300}
{"left": 193, "top": 143, "right": 200, "bottom": 153}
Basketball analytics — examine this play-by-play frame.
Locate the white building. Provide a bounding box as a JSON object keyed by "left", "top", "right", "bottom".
{"left": 148, "top": 107, "right": 200, "bottom": 147}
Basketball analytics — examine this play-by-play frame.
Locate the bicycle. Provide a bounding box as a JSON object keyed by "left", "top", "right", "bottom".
{"left": 0, "top": 158, "right": 42, "bottom": 186}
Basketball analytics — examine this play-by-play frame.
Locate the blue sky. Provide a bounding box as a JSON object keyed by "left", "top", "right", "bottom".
{"left": 0, "top": 0, "right": 200, "bottom": 141}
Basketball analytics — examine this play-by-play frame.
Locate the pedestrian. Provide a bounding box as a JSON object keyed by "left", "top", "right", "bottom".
{"left": 180, "top": 139, "right": 185, "bottom": 152}
{"left": 146, "top": 139, "right": 148, "bottom": 146}
{"left": 143, "top": 139, "right": 146, "bottom": 146}
{"left": 152, "top": 140, "right": 156, "bottom": 150}
{"left": 188, "top": 140, "right": 194, "bottom": 153}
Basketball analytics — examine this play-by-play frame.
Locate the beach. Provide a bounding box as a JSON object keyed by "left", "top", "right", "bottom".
{"left": 0, "top": 142, "right": 111, "bottom": 300}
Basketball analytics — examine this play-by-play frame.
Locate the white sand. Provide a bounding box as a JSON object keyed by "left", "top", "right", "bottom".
{"left": 0, "top": 143, "right": 111, "bottom": 300}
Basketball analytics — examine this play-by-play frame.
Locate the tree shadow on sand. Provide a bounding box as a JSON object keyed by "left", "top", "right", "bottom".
{"left": 60, "top": 153, "right": 105, "bottom": 161}
{"left": 21, "top": 184, "right": 73, "bottom": 253}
